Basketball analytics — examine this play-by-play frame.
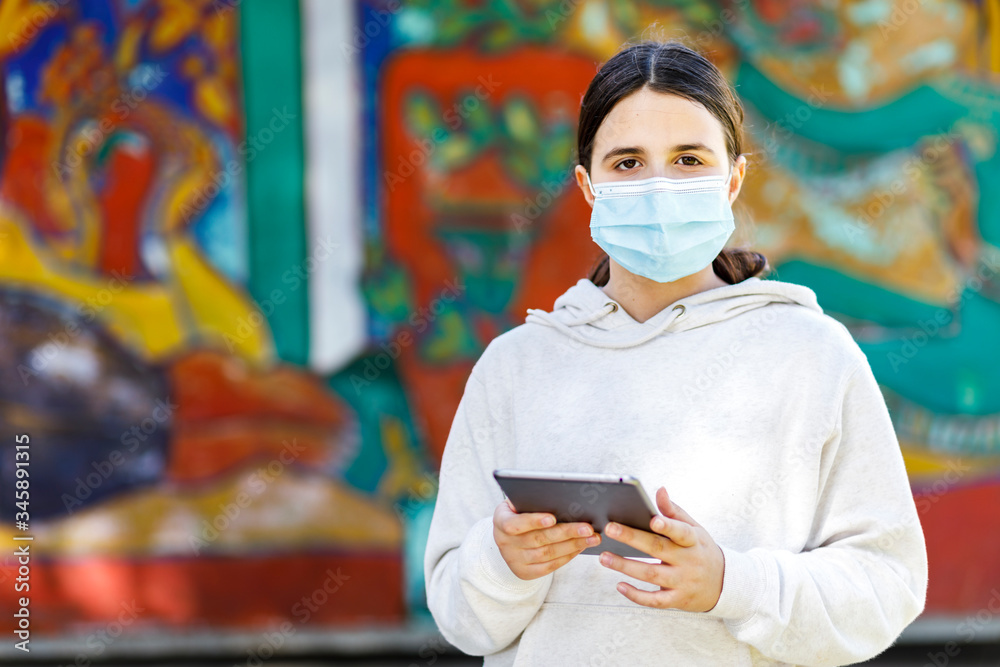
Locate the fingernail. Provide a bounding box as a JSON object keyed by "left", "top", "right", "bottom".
{"left": 577, "top": 525, "right": 592, "bottom": 537}
{"left": 542, "top": 516, "right": 555, "bottom": 527}
{"left": 652, "top": 517, "right": 666, "bottom": 532}
{"left": 606, "top": 522, "right": 620, "bottom": 537}
{"left": 587, "top": 535, "right": 601, "bottom": 546}
{"left": 599, "top": 552, "right": 611, "bottom": 566}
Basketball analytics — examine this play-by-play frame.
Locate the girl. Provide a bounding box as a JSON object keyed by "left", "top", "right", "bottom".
{"left": 424, "top": 40, "right": 927, "bottom": 666}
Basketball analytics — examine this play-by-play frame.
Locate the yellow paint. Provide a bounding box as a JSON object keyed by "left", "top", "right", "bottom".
{"left": 377, "top": 415, "right": 424, "bottom": 499}
{"left": 0, "top": 212, "right": 270, "bottom": 362}
{"left": 0, "top": 214, "right": 185, "bottom": 357}
{"left": 161, "top": 125, "right": 223, "bottom": 232}
{"left": 114, "top": 22, "right": 143, "bottom": 72}
{"left": 0, "top": 0, "right": 56, "bottom": 58}
{"left": 149, "top": 0, "right": 202, "bottom": 54}
{"left": 203, "top": 11, "right": 233, "bottom": 51}
{"left": 167, "top": 237, "right": 272, "bottom": 363}
{"left": 900, "top": 441, "right": 1000, "bottom": 483}
{"left": 194, "top": 75, "right": 234, "bottom": 130}
{"left": 31, "top": 469, "right": 402, "bottom": 557}
{"left": 988, "top": 0, "right": 1000, "bottom": 72}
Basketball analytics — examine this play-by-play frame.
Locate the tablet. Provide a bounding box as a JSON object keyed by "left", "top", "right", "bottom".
{"left": 493, "top": 469, "right": 659, "bottom": 558}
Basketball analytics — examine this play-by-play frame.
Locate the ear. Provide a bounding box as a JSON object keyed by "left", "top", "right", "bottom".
{"left": 574, "top": 164, "right": 595, "bottom": 209}
{"left": 727, "top": 154, "right": 747, "bottom": 205}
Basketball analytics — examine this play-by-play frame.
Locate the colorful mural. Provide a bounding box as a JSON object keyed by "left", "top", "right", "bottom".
{"left": 364, "top": 0, "right": 1000, "bottom": 617}
{"left": 0, "top": 0, "right": 412, "bottom": 639}
{"left": 0, "top": 0, "right": 998, "bottom": 654}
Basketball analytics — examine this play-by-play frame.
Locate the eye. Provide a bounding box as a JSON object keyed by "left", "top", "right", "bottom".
{"left": 615, "top": 158, "right": 640, "bottom": 171}
{"left": 677, "top": 155, "right": 702, "bottom": 166}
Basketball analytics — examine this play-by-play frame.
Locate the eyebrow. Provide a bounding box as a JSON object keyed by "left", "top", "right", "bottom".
{"left": 600, "top": 143, "right": 717, "bottom": 163}
{"left": 601, "top": 146, "right": 645, "bottom": 163}
{"left": 674, "top": 143, "right": 717, "bottom": 155}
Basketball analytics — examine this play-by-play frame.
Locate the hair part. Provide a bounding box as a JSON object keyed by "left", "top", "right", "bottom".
{"left": 577, "top": 40, "right": 769, "bottom": 285}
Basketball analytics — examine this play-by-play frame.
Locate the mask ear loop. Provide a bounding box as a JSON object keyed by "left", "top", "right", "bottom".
{"left": 585, "top": 170, "right": 597, "bottom": 198}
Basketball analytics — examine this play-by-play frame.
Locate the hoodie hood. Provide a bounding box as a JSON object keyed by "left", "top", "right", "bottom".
{"left": 524, "top": 277, "right": 823, "bottom": 349}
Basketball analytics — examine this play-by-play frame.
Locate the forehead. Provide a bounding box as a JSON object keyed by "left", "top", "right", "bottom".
{"left": 593, "top": 87, "right": 728, "bottom": 154}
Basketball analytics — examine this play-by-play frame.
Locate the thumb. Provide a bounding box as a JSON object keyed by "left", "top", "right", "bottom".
{"left": 656, "top": 486, "right": 699, "bottom": 527}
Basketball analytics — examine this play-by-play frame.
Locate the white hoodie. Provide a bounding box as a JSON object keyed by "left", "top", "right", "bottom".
{"left": 424, "top": 276, "right": 928, "bottom": 667}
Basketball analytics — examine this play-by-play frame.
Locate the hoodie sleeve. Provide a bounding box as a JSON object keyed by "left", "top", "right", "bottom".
{"left": 424, "top": 352, "right": 552, "bottom": 656}
{"left": 704, "top": 358, "right": 928, "bottom": 666}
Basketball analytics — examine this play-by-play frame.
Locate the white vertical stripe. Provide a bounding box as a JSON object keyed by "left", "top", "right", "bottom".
{"left": 302, "top": 0, "right": 366, "bottom": 373}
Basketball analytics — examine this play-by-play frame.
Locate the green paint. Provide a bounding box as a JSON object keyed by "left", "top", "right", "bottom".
{"left": 741, "top": 56, "right": 1000, "bottom": 419}
{"left": 768, "top": 260, "right": 943, "bottom": 327}
{"left": 436, "top": 228, "right": 526, "bottom": 315}
{"left": 363, "top": 258, "right": 415, "bottom": 326}
{"left": 864, "top": 291, "right": 1000, "bottom": 415}
{"left": 771, "top": 261, "right": 1000, "bottom": 415}
{"left": 240, "top": 0, "right": 309, "bottom": 365}
{"left": 421, "top": 307, "right": 480, "bottom": 362}
{"left": 328, "top": 356, "right": 424, "bottom": 494}
{"left": 972, "top": 155, "right": 1000, "bottom": 245}
{"left": 401, "top": 88, "right": 572, "bottom": 189}
{"left": 735, "top": 61, "right": 968, "bottom": 154}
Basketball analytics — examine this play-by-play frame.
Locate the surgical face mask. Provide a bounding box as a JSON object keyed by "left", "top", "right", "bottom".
{"left": 586, "top": 168, "right": 736, "bottom": 283}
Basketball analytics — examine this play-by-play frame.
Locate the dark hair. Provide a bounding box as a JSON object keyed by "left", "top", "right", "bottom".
{"left": 578, "top": 40, "right": 768, "bottom": 286}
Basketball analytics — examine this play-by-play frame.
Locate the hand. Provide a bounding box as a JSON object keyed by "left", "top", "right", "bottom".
{"left": 493, "top": 499, "right": 602, "bottom": 581}
{"left": 598, "top": 486, "right": 724, "bottom": 612}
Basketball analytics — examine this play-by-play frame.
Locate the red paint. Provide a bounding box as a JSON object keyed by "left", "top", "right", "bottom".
{"left": 381, "top": 46, "right": 600, "bottom": 464}
{"left": 96, "top": 137, "right": 155, "bottom": 278}
{"left": 167, "top": 351, "right": 348, "bottom": 481}
{"left": 0, "top": 552, "right": 403, "bottom": 633}
{"left": 0, "top": 117, "right": 62, "bottom": 236}
{"left": 918, "top": 480, "right": 1000, "bottom": 612}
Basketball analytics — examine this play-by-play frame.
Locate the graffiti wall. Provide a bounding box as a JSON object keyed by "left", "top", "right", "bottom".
{"left": 0, "top": 0, "right": 997, "bottom": 652}
{"left": 0, "top": 0, "right": 407, "bottom": 640}
{"left": 364, "top": 0, "right": 1000, "bottom": 617}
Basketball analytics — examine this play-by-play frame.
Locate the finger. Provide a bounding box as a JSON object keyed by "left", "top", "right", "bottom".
{"left": 614, "top": 581, "right": 677, "bottom": 610}
{"left": 655, "top": 486, "right": 700, "bottom": 528}
{"left": 527, "top": 534, "right": 601, "bottom": 564}
{"left": 521, "top": 521, "right": 596, "bottom": 548}
{"left": 528, "top": 548, "right": 588, "bottom": 577}
{"left": 598, "top": 551, "right": 676, "bottom": 588}
{"left": 498, "top": 509, "right": 557, "bottom": 536}
{"left": 649, "top": 514, "right": 697, "bottom": 548}
{"left": 604, "top": 521, "right": 675, "bottom": 561}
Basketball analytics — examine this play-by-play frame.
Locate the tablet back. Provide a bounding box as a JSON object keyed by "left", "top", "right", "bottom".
{"left": 493, "top": 471, "right": 658, "bottom": 558}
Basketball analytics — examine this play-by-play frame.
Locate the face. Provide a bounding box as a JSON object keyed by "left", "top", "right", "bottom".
{"left": 574, "top": 87, "right": 747, "bottom": 207}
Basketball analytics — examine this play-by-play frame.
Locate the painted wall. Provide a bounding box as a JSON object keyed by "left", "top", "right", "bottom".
{"left": 0, "top": 0, "right": 997, "bottom": 652}
{"left": 366, "top": 0, "right": 1000, "bottom": 617}
{"left": 0, "top": 0, "right": 405, "bottom": 640}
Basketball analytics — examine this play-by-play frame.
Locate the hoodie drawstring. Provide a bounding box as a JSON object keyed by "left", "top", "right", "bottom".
{"left": 525, "top": 302, "right": 686, "bottom": 349}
